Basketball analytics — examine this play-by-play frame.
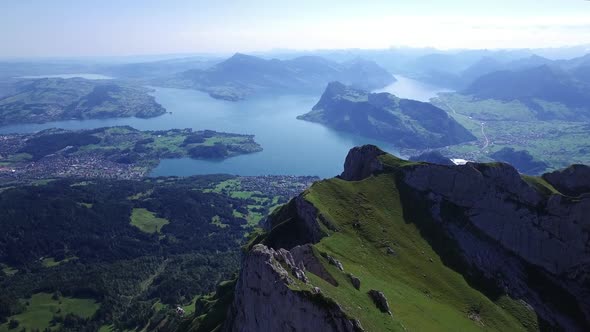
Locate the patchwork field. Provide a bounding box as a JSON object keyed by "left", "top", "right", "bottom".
{"left": 131, "top": 208, "right": 170, "bottom": 234}
{"left": 0, "top": 293, "right": 100, "bottom": 332}
{"left": 427, "top": 94, "right": 590, "bottom": 173}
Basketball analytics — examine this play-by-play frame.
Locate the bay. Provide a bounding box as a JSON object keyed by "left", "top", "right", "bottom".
{"left": 0, "top": 75, "right": 448, "bottom": 178}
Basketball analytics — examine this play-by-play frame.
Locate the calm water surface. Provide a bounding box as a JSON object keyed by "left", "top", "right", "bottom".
{"left": 374, "top": 75, "right": 453, "bottom": 102}
{"left": 16, "top": 73, "right": 114, "bottom": 80}
{"left": 0, "top": 75, "right": 447, "bottom": 178}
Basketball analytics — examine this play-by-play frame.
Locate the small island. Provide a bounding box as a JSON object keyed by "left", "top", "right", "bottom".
{"left": 0, "top": 126, "right": 262, "bottom": 182}
{"left": 0, "top": 77, "right": 167, "bottom": 125}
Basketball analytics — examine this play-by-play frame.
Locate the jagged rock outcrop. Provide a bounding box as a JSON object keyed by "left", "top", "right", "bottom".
{"left": 543, "top": 164, "right": 590, "bottom": 196}
{"left": 224, "top": 244, "right": 363, "bottom": 332}
{"left": 348, "top": 273, "right": 361, "bottom": 290}
{"left": 399, "top": 161, "right": 590, "bottom": 330}
{"left": 291, "top": 244, "right": 338, "bottom": 286}
{"left": 262, "top": 195, "right": 329, "bottom": 250}
{"left": 401, "top": 162, "right": 589, "bottom": 276}
{"left": 340, "top": 145, "right": 386, "bottom": 181}
{"left": 324, "top": 253, "right": 345, "bottom": 271}
{"left": 274, "top": 247, "right": 309, "bottom": 283}
{"left": 368, "top": 290, "right": 392, "bottom": 316}
{"left": 386, "top": 246, "right": 396, "bottom": 256}
{"left": 408, "top": 151, "right": 455, "bottom": 166}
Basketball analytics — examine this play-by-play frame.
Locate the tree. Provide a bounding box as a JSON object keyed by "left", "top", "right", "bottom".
{"left": 51, "top": 291, "right": 62, "bottom": 301}
{"left": 8, "top": 319, "right": 19, "bottom": 329}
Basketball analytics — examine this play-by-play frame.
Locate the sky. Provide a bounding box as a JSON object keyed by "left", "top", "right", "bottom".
{"left": 1, "top": 0, "right": 590, "bottom": 57}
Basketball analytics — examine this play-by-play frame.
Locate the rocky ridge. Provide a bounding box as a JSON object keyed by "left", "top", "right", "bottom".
{"left": 189, "top": 145, "right": 590, "bottom": 331}
{"left": 223, "top": 244, "right": 364, "bottom": 332}
{"left": 344, "top": 145, "right": 590, "bottom": 330}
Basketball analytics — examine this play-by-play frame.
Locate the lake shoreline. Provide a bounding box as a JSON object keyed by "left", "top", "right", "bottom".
{"left": 0, "top": 75, "right": 452, "bottom": 178}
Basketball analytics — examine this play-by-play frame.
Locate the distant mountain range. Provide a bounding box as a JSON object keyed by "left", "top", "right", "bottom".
{"left": 463, "top": 65, "right": 590, "bottom": 119}
{"left": 157, "top": 53, "right": 395, "bottom": 101}
{"left": 298, "top": 82, "right": 476, "bottom": 149}
{"left": 101, "top": 56, "right": 222, "bottom": 79}
{"left": 399, "top": 52, "right": 590, "bottom": 90}
{"left": 0, "top": 78, "right": 166, "bottom": 125}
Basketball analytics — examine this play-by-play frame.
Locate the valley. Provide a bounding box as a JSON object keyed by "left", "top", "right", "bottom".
{"left": 430, "top": 93, "right": 590, "bottom": 173}
{"left": 0, "top": 174, "right": 317, "bottom": 331}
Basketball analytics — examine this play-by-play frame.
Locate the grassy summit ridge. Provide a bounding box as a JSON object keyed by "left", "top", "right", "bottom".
{"left": 266, "top": 159, "right": 536, "bottom": 331}
{"left": 186, "top": 151, "right": 556, "bottom": 332}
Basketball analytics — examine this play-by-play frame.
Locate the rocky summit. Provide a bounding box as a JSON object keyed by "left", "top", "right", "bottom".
{"left": 183, "top": 145, "right": 590, "bottom": 332}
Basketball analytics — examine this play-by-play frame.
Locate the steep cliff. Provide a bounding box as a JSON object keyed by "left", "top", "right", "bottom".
{"left": 183, "top": 145, "right": 590, "bottom": 332}
{"left": 223, "top": 244, "right": 364, "bottom": 332}
{"left": 400, "top": 161, "right": 590, "bottom": 330}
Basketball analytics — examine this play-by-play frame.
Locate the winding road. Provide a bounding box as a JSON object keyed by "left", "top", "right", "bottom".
{"left": 441, "top": 99, "right": 489, "bottom": 151}
{"left": 480, "top": 122, "right": 490, "bottom": 151}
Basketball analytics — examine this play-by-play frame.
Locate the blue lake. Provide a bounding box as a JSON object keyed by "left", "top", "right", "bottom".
{"left": 374, "top": 75, "right": 453, "bottom": 102}
{"left": 16, "top": 73, "right": 114, "bottom": 80}
{"left": 0, "top": 75, "right": 445, "bottom": 178}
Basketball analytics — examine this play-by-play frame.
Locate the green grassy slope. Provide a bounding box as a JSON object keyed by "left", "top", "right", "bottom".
{"left": 264, "top": 164, "right": 538, "bottom": 331}
{"left": 131, "top": 208, "right": 170, "bottom": 234}
{"left": 0, "top": 293, "right": 99, "bottom": 332}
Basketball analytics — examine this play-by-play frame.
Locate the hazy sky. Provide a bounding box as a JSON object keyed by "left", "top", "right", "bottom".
{"left": 1, "top": 0, "right": 590, "bottom": 57}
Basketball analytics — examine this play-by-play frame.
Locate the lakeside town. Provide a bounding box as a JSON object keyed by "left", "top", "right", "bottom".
{"left": 0, "top": 126, "right": 265, "bottom": 184}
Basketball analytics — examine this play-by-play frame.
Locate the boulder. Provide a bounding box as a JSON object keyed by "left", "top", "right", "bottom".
{"left": 348, "top": 274, "right": 361, "bottom": 290}
{"left": 368, "top": 290, "right": 392, "bottom": 315}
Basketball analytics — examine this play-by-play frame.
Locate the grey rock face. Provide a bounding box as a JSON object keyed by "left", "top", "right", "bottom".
{"left": 224, "top": 244, "right": 363, "bottom": 332}
{"left": 348, "top": 273, "right": 361, "bottom": 290}
{"left": 401, "top": 162, "right": 590, "bottom": 329}
{"left": 325, "top": 254, "right": 345, "bottom": 271}
{"left": 294, "top": 195, "right": 328, "bottom": 244}
{"left": 274, "top": 248, "right": 309, "bottom": 283}
{"left": 543, "top": 164, "right": 590, "bottom": 196}
{"left": 340, "top": 145, "right": 385, "bottom": 181}
{"left": 402, "top": 162, "right": 589, "bottom": 276}
{"left": 368, "top": 290, "right": 392, "bottom": 315}
{"left": 386, "top": 246, "right": 396, "bottom": 256}
{"left": 291, "top": 244, "right": 338, "bottom": 285}
{"left": 409, "top": 151, "right": 455, "bottom": 166}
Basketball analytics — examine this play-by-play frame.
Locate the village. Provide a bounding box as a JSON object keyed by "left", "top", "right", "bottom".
{"left": 0, "top": 154, "right": 148, "bottom": 182}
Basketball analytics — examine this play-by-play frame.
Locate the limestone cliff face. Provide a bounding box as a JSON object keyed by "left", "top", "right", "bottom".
{"left": 543, "top": 164, "right": 590, "bottom": 196}
{"left": 340, "top": 145, "right": 385, "bottom": 181}
{"left": 223, "top": 244, "right": 362, "bottom": 332}
{"left": 401, "top": 162, "right": 590, "bottom": 275}
{"left": 399, "top": 161, "right": 590, "bottom": 330}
